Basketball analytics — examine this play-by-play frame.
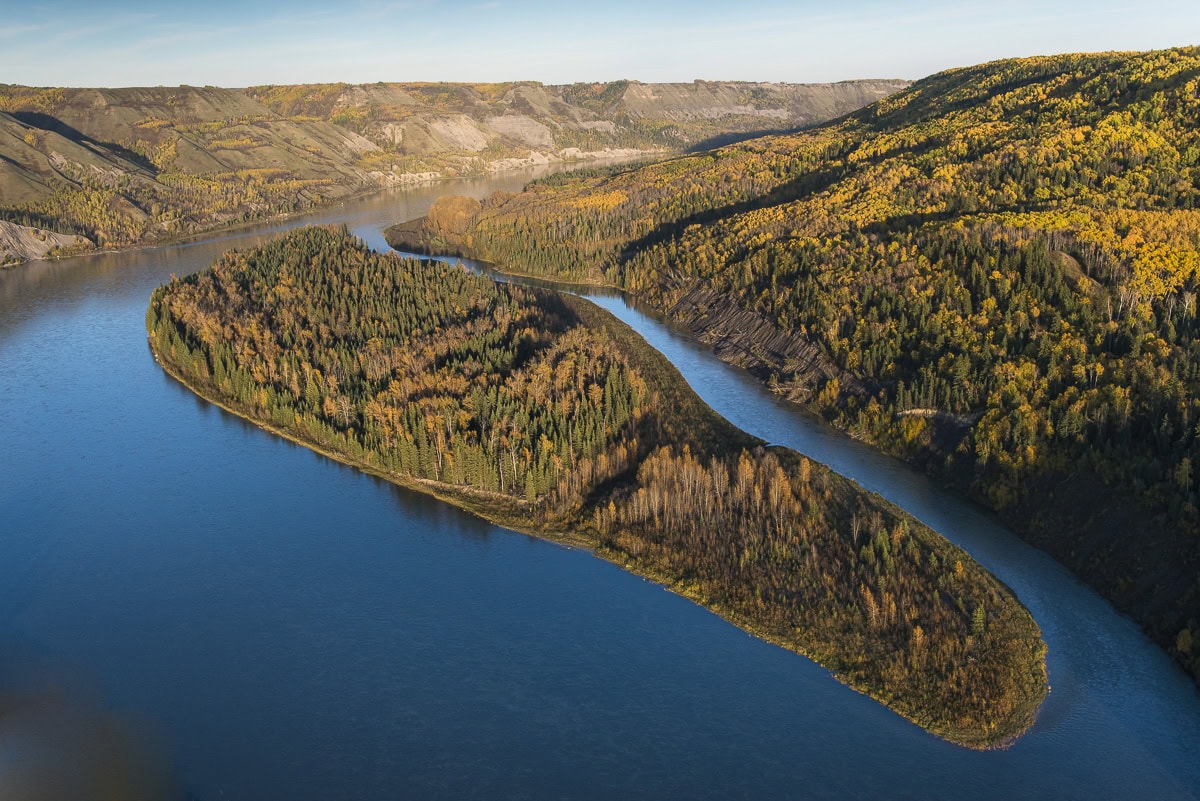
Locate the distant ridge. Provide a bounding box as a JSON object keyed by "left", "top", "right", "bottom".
{"left": 0, "top": 78, "right": 906, "bottom": 264}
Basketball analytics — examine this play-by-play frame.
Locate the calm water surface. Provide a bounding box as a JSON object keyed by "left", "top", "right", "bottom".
{"left": 1, "top": 171, "right": 1198, "bottom": 800}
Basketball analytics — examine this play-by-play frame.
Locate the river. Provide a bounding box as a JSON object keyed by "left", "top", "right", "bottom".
{"left": 1, "top": 171, "right": 1198, "bottom": 801}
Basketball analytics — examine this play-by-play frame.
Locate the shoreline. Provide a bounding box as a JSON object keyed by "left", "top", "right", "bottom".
{"left": 3, "top": 149, "right": 662, "bottom": 271}
{"left": 148, "top": 276, "right": 1044, "bottom": 750}
{"left": 388, "top": 223, "right": 1197, "bottom": 689}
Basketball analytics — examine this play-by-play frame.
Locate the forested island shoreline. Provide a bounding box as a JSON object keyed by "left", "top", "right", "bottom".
{"left": 147, "top": 226, "right": 1046, "bottom": 749}
{"left": 383, "top": 47, "right": 1200, "bottom": 687}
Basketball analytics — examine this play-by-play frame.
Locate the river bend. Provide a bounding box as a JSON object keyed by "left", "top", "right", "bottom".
{"left": 1, "top": 174, "right": 1198, "bottom": 801}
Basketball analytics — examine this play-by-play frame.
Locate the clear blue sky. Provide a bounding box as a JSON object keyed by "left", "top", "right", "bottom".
{"left": 1, "top": 0, "right": 1196, "bottom": 87}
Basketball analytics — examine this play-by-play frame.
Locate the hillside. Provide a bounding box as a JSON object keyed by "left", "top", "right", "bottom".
{"left": 0, "top": 79, "right": 905, "bottom": 264}
{"left": 383, "top": 47, "right": 1200, "bottom": 685}
{"left": 147, "top": 226, "right": 1046, "bottom": 747}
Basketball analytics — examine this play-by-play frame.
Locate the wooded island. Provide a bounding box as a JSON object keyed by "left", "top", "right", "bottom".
{"left": 148, "top": 226, "right": 1046, "bottom": 748}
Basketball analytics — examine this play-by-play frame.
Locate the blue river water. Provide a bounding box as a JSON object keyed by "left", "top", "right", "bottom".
{"left": 1, "top": 172, "right": 1198, "bottom": 800}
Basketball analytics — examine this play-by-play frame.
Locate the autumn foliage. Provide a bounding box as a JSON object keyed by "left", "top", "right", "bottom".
{"left": 395, "top": 48, "right": 1200, "bottom": 683}
{"left": 149, "top": 226, "right": 1046, "bottom": 747}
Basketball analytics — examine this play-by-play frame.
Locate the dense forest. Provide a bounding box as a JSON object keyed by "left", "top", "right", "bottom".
{"left": 385, "top": 47, "right": 1200, "bottom": 684}
{"left": 148, "top": 226, "right": 1045, "bottom": 747}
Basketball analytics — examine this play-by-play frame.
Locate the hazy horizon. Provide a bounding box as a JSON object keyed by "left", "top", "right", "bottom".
{"left": 1, "top": 0, "right": 1196, "bottom": 88}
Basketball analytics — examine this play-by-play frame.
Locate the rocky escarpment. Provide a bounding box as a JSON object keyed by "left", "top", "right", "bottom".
{"left": 247, "top": 79, "right": 910, "bottom": 157}
{"left": 664, "top": 280, "right": 868, "bottom": 400}
{"left": 0, "top": 220, "right": 90, "bottom": 266}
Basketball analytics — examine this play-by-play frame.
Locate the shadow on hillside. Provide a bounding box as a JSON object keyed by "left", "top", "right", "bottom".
{"left": 685, "top": 127, "right": 797, "bottom": 152}
{"left": 12, "top": 112, "right": 158, "bottom": 175}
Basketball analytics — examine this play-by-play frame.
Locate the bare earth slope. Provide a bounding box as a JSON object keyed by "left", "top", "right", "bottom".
{"left": 0, "top": 219, "right": 89, "bottom": 265}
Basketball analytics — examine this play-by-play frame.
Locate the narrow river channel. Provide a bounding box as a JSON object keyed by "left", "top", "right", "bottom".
{"left": 1, "top": 171, "right": 1198, "bottom": 800}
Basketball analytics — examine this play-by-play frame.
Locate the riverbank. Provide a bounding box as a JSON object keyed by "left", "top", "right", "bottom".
{"left": 7, "top": 171, "right": 1198, "bottom": 801}
{"left": 2, "top": 150, "right": 660, "bottom": 270}
{"left": 384, "top": 214, "right": 1200, "bottom": 689}
{"left": 148, "top": 230, "right": 1046, "bottom": 749}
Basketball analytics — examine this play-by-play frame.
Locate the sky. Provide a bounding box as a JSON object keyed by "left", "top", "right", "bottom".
{"left": 0, "top": 0, "right": 1197, "bottom": 88}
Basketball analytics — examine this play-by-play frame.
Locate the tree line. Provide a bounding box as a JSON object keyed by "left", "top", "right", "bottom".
{"left": 149, "top": 226, "right": 1046, "bottom": 747}
{"left": 399, "top": 47, "right": 1200, "bottom": 684}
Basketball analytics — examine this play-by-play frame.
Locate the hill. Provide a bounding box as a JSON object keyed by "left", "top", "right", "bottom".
{"left": 0, "top": 79, "right": 905, "bottom": 264}
{"left": 383, "top": 47, "right": 1200, "bottom": 684}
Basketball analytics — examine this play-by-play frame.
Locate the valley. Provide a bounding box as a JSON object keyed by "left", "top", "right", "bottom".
{"left": 0, "top": 78, "right": 905, "bottom": 265}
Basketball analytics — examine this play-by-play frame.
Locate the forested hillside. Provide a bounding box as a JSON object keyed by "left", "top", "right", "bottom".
{"left": 384, "top": 47, "right": 1200, "bottom": 684}
{"left": 0, "top": 79, "right": 904, "bottom": 265}
{"left": 148, "top": 226, "right": 1045, "bottom": 748}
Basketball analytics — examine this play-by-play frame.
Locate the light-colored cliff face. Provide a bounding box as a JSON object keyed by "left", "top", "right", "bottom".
{"left": 0, "top": 220, "right": 90, "bottom": 265}
{"left": 241, "top": 78, "right": 911, "bottom": 157}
